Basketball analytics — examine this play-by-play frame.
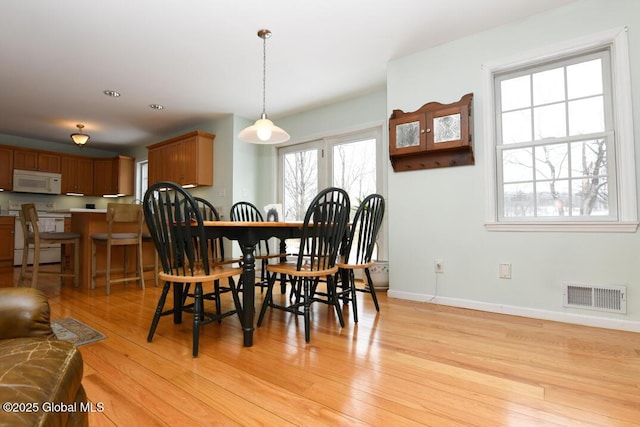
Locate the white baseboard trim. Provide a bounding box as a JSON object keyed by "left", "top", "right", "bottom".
{"left": 387, "top": 290, "right": 640, "bottom": 333}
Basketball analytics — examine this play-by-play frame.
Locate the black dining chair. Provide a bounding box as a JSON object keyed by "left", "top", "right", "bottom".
{"left": 334, "top": 193, "right": 385, "bottom": 322}
{"left": 230, "top": 201, "right": 288, "bottom": 293}
{"left": 192, "top": 197, "right": 242, "bottom": 320}
{"left": 257, "top": 187, "right": 350, "bottom": 342}
{"left": 142, "top": 182, "right": 243, "bottom": 357}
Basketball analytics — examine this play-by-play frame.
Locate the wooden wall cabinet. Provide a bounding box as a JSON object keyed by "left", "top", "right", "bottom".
{"left": 389, "top": 93, "right": 473, "bottom": 172}
{"left": 61, "top": 155, "right": 94, "bottom": 195}
{"left": 0, "top": 216, "right": 15, "bottom": 271}
{"left": 14, "top": 148, "right": 61, "bottom": 173}
{"left": 0, "top": 146, "right": 13, "bottom": 191}
{"left": 93, "top": 155, "right": 135, "bottom": 196}
{"left": 147, "top": 131, "right": 214, "bottom": 187}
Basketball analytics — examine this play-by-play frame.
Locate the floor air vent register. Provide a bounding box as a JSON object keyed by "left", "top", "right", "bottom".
{"left": 563, "top": 283, "right": 627, "bottom": 314}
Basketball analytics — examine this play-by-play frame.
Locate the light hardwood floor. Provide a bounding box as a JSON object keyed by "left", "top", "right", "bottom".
{"left": 2, "top": 266, "right": 640, "bottom": 426}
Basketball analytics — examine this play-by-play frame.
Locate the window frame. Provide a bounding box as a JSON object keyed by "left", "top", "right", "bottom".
{"left": 135, "top": 160, "right": 148, "bottom": 203}
{"left": 482, "top": 27, "right": 637, "bottom": 232}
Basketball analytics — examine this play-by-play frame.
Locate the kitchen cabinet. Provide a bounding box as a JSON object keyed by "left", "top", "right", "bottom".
{"left": 14, "top": 148, "right": 61, "bottom": 173}
{"left": 0, "top": 146, "right": 12, "bottom": 191}
{"left": 93, "top": 155, "right": 135, "bottom": 196}
{"left": 147, "top": 131, "right": 214, "bottom": 187}
{"left": 61, "top": 155, "right": 94, "bottom": 195}
{"left": 0, "top": 216, "right": 15, "bottom": 271}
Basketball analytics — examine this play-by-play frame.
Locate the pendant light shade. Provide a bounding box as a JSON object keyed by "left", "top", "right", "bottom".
{"left": 71, "top": 124, "right": 90, "bottom": 146}
{"left": 238, "top": 29, "right": 290, "bottom": 144}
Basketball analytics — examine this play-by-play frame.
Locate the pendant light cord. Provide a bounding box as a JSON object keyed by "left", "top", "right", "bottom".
{"left": 262, "top": 33, "right": 267, "bottom": 118}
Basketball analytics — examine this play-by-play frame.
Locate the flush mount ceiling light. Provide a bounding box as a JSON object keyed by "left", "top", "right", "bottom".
{"left": 103, "top": 89, "right": 120, "bottom": 97}
{"left": 149, "top": 104, "right": 164, "bottom": 110}
{"left": 238, "top": 29, "right": 290, "bottom": 144}
{"left": 70, "top": 124, "right": 90, "bottom": 146}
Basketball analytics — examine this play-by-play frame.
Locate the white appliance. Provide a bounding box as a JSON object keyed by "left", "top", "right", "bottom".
{"left": 12, "top": 169, "right": 62, "bottom": 195}
{"left": 9, "top": 201, "right": 67, "bottom": 266}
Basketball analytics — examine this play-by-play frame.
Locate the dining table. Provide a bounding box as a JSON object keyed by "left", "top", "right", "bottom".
{"left": 201, "top": 220, "right": 307, "bottom": 347}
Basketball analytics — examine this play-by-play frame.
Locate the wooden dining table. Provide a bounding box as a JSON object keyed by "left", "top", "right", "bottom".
{"left": 202, "top": 220, "right": 306, "bottom": 347}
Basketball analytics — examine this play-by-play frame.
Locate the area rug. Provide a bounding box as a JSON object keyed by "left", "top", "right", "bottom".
{"left": 51, "top": 317, "right": 106, "bottom": 346}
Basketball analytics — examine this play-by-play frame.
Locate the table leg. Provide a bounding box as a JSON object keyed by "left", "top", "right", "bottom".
{"left": 240, "top": 244, "right": 256, "bottom": 347}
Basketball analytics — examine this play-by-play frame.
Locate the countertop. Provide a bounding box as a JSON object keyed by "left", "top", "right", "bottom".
{"left": 51, "top": 208, "right": 108, "bottom": 214}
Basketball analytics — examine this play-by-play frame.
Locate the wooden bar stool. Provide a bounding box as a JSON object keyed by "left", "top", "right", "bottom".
{"left": 18, "top": 203, "right": 80, "bottom": 288}
{"left": 90, "top": 203, "right": 145, "bottom": 295}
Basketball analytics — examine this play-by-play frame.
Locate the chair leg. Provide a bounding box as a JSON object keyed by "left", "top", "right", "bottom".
{"left": 192, "top": 283, "right": 203, "bottom": 357}
{"left": 148, "top": 281, "right": 171, "bottom": 342}
{"left": 73, "top": 238, "right": 80, "bottom": 287}
{"left": 213, "top": 279, "right": 222, "bottom": 322}
{"left": 228, "top": 277, "right": 243, "bottom": 321}
{"left": 59, "top": 243, "right": 65, "bottom": 285}
{"left": 105, "top": 242, "right": 112, "bottom": 295}
{"left": 327, "top": 275, "right": 345, "bottom": 328}
{"left": 364, "top": 268, "right": 380, "bottom": 312}
{"left": 257, "top": 272, "right": 277, "bottom": 327}
{"left": 137, "top": 242, "right": 145, "bottom": 289}
{"left": 303, "top": 279, "right": 311, "bottom": 343}
{"left": 123, "top": 245, "right": 129, "bottom": 282}
{"left": 349, "top": 270, "right": 359, "bottom": 323}
{"left": 91, "top": 240, "right": 97, "bottom": 290}
{"left": 19, "top": 241, "right": 29, "bottom": 286}
{"left": 31, "top": 241, "right": 40, "bottom": 289}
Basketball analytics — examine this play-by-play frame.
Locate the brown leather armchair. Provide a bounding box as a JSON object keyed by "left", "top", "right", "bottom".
{"left": 0, "top": 288, "right": 88, "bottom": 427}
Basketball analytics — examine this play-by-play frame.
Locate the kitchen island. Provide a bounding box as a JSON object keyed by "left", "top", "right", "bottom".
{"left": 55, "top": 208, "right": 157, "bottom": 290}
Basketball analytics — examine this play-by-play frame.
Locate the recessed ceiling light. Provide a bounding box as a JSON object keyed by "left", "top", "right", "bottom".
{"left": 149, "top": 104, "right": 164, "bottom": 110}
{"left": 103, "top": 90, "right": 121, "bottom": 97}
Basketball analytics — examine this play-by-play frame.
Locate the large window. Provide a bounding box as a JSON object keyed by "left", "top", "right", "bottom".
{"left": 483, "top": 29, "right": 637, "bottom": 231}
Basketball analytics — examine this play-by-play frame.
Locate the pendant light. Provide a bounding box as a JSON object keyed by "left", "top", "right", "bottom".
{"left": 238, "top": 29, "right": 290, "bottom": 144}
{"left": 71, "top": 124, "right": 90, "bottom": 146}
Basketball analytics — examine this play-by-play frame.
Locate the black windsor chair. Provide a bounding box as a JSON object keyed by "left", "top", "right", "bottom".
{"left": 257, "top": 187, "right": 350, "bottom": 342}
{"left": 143, "top": 182, "right": 243, "bottom": 357}
{"left": 335, "top": 193, "right": 385, "bottom": 322}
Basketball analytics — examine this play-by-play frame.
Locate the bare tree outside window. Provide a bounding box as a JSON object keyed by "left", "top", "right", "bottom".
{"left": 333, "top": 139, "right": 376, "bottom": 212}
{"left": 283, "top": 149, "right": 317, "bottom": 221}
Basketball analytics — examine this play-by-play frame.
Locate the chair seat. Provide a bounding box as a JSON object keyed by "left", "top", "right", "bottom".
{"left": 159, "top": 265, "right": 242, "bottom": 284}
{"left": 267, "top": 261, "right": 338, "bottom": 278}
{"left": 91, "top": 232, "right": 139, "bottom": 240}
{"left": 35, "top": 231, "right": 81, "bottom": 241}
{"left": 335, "top": 260, "right": 374, "bottom": 270}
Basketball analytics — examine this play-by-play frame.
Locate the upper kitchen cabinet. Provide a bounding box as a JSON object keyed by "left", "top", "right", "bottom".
{"left": 61, "top": 155, "right": 94, "bottom": 195}
{"left": 93, "top": 155, "right": 135, "bottom": 196}
{"left": 147, "top": 131, "right": 214, "bottom": 187}
{"left": 13, "top": 148, "right": 61, "bottom": 173}
{"left": 0, "top": 146, "right": 13, "bottom": 191}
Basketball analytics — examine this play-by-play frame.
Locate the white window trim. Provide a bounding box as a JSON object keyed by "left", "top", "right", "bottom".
{"left": 482, "top": 27, "right": 637, "bottom": 232}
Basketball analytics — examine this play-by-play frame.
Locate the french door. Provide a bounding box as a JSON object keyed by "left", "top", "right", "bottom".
{"left": 278, "top": 128, "right": 381, "bottom": 221}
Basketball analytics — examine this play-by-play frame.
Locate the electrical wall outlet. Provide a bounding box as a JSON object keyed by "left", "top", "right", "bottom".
{"left": 434, "top": 259, "right": 444, "bottom": 273}
{"left": 499, "top": 263, "right": 512, "bottom": 279}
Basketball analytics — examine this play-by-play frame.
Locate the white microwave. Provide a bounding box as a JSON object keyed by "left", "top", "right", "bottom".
{"left": 12, "top": 169, "right": 62, "bottom": 195}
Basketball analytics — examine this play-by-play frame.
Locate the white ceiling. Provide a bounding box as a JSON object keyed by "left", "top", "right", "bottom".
{"left": 0, "top": 0, "right": 578, "bottom": 149}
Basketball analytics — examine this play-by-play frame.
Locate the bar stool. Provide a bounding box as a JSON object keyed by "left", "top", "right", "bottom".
{"left": 18, "top": 203, "right": 80, "bottom": 288}
{"left": 133, "top": 199, "right": 159, "bottom": 287}
{"left": 90, "top": 203, "right": 145, "bottom": 295}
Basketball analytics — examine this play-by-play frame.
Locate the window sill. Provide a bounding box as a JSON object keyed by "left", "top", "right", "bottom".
{"left": 485, "top": 221, "right": 639, "bottom": 233}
